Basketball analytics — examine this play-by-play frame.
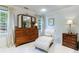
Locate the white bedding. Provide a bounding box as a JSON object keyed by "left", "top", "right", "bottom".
{"left": 34, "top": 36, "right": 53, "bottom": 52}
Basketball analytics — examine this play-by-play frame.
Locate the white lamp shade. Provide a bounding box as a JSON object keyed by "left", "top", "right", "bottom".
{"left": 34, "top": 23, "right": 38, "bottom": 26}
{"left": 67, "top": 20, "right": 73, "bottom": 25}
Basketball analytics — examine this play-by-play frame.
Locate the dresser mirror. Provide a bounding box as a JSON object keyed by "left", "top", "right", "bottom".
{"left": 17, "top": 14, "right": 36, "bottom": 28}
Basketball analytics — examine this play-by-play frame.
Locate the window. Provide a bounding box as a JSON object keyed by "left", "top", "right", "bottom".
{"left": 38, "top": 17, "right": 41, "bottom": 30}
{"left": 38, "top": 16, "right": 42, "bottom": 32}
{"left": 0, "top": 6, "right": 8, "bottom": 33}
{"left": 37, "top": 16, "right": 44, "bottom": 35}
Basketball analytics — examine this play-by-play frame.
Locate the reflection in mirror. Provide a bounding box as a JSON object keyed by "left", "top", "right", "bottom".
{"left": 23, "top": 16, "right": 31, "bottom": 28}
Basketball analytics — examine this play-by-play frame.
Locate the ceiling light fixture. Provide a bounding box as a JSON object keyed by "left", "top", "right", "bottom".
{"left": 24, "top": 7, "right": 29, "bottom": 15}
{"left": 40, "top": 8, "right": 47, "bottom": 12}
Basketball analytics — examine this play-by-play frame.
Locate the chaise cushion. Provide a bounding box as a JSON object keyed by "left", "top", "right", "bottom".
{"left": 34, "top": 36, "right": 53, "bottom": 52}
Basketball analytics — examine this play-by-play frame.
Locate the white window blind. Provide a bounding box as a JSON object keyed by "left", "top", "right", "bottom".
{"left": 0, "top": 6, "right": 8, "bottom": 33}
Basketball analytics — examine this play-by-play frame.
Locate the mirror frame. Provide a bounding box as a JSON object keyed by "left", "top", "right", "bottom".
{"left": 17, "top": 14, "right": 36, "bottom": 28}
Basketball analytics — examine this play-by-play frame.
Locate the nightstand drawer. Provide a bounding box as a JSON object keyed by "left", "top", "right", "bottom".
{"left": 63, "top": 42, "right": 76, "bottom": 49}
{"left": 63, "top": 39, "right": 76, "bottom": 44}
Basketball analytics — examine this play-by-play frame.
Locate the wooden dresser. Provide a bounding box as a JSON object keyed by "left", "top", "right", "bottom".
{"left": 62, "top": 33, "right": 78, "bottom": 50}
{"left": 15, "top": 27, "right": 38, "bottom": 46}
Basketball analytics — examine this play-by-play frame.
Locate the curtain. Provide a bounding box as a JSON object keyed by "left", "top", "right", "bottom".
{"left": 7, "top": 7, "right": 15, "bottom": 48}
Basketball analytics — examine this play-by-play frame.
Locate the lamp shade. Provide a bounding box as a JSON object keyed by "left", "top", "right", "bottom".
{"left": 67, "top": 20, "right": 73, "bottom": 25}
{"left": 34, "top": 23, "right": 38, "bottom": 26}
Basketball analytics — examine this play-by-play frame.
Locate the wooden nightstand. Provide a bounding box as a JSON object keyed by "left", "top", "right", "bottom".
{"left": 62, "top": 33, "right": 78, "bottom": 50}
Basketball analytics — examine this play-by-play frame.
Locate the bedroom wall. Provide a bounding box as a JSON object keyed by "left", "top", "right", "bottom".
{"left": 46, "top": 6, "right": 79, "bottom": 44}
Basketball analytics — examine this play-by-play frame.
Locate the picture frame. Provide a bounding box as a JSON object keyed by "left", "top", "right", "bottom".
{"left": 48, "top": 18, "right": 54, "bottom": 26}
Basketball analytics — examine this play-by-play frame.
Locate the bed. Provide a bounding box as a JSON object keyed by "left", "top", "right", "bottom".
{"left": 34, "top": 29, "right": 54, "bottom": 52}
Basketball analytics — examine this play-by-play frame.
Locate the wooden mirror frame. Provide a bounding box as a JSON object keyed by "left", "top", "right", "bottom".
{"left": 17, "top": 14, "right": 36, "bottom": 28}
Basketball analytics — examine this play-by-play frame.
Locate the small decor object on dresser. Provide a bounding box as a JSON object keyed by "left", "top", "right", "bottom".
{"left": 62, "top": 33, "right": 78, "bottom": 50}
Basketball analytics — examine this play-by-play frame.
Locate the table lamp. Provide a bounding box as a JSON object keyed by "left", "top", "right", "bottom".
{"left": 67, "top": 20, "right": 73, "bottom": 34}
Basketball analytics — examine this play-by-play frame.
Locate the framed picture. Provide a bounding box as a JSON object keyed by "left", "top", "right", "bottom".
{"left": 48, "top": 18, "right": 54, "bottom": 26}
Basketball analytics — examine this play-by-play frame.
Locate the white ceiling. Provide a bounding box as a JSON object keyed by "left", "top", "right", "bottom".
{"left": 15, "top": 5, "right": 73, "bottom": 15}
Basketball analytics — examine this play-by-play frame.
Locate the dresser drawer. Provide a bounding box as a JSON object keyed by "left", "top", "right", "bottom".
{"left": 63, "top": 39, "right": 76, "bottom": 44}
{"left": 15, "top": 27, "right": 38, "bottom": 46}
{"left": 63, "top": 42, "right": 76, "bottom": 49}
{"left": 62, "top": 33, "right": 78, "bottom": 50}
